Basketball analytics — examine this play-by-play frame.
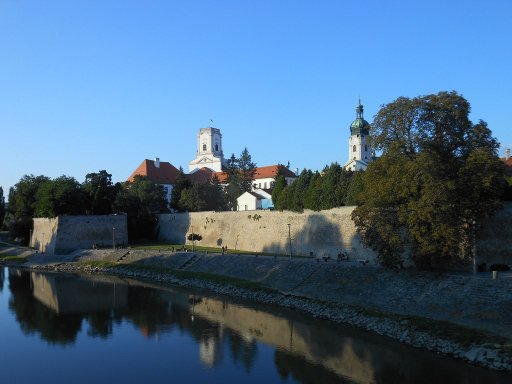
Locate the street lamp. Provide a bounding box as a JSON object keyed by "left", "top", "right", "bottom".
{"left": 287, "top": 224, "right": 292, "bottom": 259}
{"left": 112, "top": 227, "right": 116, "bottom": 250}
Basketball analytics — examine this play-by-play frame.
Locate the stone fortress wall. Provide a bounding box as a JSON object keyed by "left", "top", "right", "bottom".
{"left": 31, "top": 215, "right": 128, "bottom": 254}
{"left": 29, "top": 203, "right": 512, "bottom": 265}
{"left": 159, "top": 202, "right": 512, "bottom": 266}
{"left": 159, "top": 207, "right": 378, "bottom": 262}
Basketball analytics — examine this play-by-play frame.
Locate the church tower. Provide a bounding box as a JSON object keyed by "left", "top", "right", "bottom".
{"left": 188, "top": 127, "right": 227, "bottom": 173}
{"left": 344, "top": 99, "right": 373, "bottom": 171}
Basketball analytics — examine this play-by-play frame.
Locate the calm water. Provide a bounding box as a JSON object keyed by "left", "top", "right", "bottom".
{"left": 0, "top": 267, "right": 509, "bottom": 384}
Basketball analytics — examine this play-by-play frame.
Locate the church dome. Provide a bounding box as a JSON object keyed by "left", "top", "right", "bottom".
{"left": 350, "top": 101, "right": 370, "bottom": 135}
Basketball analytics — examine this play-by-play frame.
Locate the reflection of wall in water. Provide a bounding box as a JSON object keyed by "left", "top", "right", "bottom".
{"left": 187, "top": 295, "right": 376, "bottom": 383}
{"left": 31, "top": 273, "right": 128, "bottom": 314}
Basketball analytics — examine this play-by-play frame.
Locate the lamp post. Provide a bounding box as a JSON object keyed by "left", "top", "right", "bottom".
{"left": 472, "top": 219, "right": 476, "bottom": 274}
{"left": 287, "top": 224, "right": 292, "bottom": 259}
{"left": 112, "top": 227, "right": 116, "bottom": 250}
{"left": 29, "top": 229, "right": 33, "bottom": 248}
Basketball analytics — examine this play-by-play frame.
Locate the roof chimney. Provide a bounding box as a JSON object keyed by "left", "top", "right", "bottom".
{"left": 295, "top": 167, "right": 299, "bottom": 176}
{"left": 506, "top": 149, "right": 510, "bottom": 161}
{"left": 154, "top": 157, "right": 160, "bottom": 168}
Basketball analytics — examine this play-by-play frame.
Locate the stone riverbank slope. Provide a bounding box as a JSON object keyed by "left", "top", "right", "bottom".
{"left": 5, "top": 248, "right": 512, "bottom": 371}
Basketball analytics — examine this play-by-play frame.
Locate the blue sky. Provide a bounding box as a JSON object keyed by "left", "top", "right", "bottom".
{"left": 1, "top": 0, "right": 511, "bottom": 194}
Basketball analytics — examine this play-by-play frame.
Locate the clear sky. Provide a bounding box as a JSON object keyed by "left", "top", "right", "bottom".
{"left": 1, "top": 0, "right": 511, "bottom": 195}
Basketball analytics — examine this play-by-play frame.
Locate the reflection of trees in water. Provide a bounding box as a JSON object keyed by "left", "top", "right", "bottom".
{"left": 119, "top": 287, "right": 172, "bottom": 336}
{"left": 87, "top": 311, "right": 113, "bottom": 338}
{"left": 227, "top": 331, "right": 258, "bottom": 373}
{"left": 274, "top": 349, "right": 349, "bottom": 384}
{"left": 8, "top": 270, "right": 82, "bottom": 344}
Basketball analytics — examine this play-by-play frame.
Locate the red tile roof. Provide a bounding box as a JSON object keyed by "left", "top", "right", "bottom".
{"left": 214, "top": 164, "right": 296, "bottom": 183}
{"left": 127, "top": 159, "right": 181, "bottom": 184}
{"left": 186, "top": 167, "right": 216, "bottom": 183}
{"left": 501, "top": 156, "right": 512, "bottom": 176}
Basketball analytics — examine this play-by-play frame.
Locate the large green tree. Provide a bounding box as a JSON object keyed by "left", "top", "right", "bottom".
{"left": 114, "top": 175, "right": 168, "bottom": 239}
{"left": 353, "top": 91, "right": 506, "bottom": 269}
{"left": 83, "top": 170, "right": 120, "bottom": 215}
{"left": 34, "top": 176, "right": 86, "bottom": 217}
{"left": 0, "top": 187, "right": 5, "bottom": 229}
{"left": 8, "top": 175, "right": 50, "bottom": 218}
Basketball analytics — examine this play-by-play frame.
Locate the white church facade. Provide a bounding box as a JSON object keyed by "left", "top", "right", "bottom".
{"left": 344, "top": 100, "right": 374, "bottom": 171}
{"left": 188, "top": 127, "right": 227, "bottom": 173}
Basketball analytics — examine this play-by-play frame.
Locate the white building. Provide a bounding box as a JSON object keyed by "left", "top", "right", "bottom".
{"left": 344, "top": 100, "right": 374, "bottom": 171}
{"left": 237, "top": 189, "right": 273, "bottom": 211}
{"left": 189, "top": 127, "right": 227, "bottom": 173}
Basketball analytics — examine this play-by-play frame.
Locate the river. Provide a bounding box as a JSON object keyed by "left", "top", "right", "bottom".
{"left": 0, "top": 267, "right": 509, "bottom": 383}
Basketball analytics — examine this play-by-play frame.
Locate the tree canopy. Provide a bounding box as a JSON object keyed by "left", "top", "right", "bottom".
{"left": 353, "top": 91, "right": 506, "bottom": 269}
{"left": 83, "top": 170, "right": 120, "bottom": 215}
{"left": 225, "top": 147, "right": 257, "bottom": 210}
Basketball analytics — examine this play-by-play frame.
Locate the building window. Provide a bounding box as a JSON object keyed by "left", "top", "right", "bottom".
{"left": 264, "top": 182, "right": 267, "bottom": 189}
{"left": 215, "top": 144, "right": 219, "bottom": 151}
{"left": 258, "top": 183, "right": 261, "bottom": 188}
{"left": 202, "top": 144, "right": 206, "bottom": 151}
{"left": 365, "top": 145, "right": 367, "bottom": 151}
{"left": 271, "top": 181, "right": 275, "bottom": 187}
{"left": 353, "top": 145, "right": 356, "bottom": 152}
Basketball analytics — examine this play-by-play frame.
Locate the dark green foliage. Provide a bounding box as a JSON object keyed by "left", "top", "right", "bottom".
{"left": 225, "top": 148, "right": 257, "bottom": 210}
{"left": 0, "top": 187, "right": 5, "bottom": 230}
{"left": 114, "top": 175, "right": 168, "bottom": 239}
{"left": 275, "top": 163, "right": 355, "bottom": 212}
{"left": 34, "top": 176, "right": 86, "bottom": 218}
{"left": 83, "top": 170, "right": 119, "bottom": 215}
{"left": 170, "top": 169, "right": 191, "bottom": 211}
{"left": 8, "top": 175, "right": 50, "bottom": 218}
{"left": 503, "top": 177, "right": 512, "bottom": 201}
{"left": 187, "top": 233, "right": 202, "bottom": 242}
{"left": 353, "top": 91, "right": 506, "bottom": 269}
{"left": 344, "top": 171, "right": 365, "bottom": 206}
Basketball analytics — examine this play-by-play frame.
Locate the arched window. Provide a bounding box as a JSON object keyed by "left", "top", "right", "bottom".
{"left": 202, "top": 144, "right": 206, "bottom": 151}
{"left": 365, "top": 145, "right": 367, "bottom": 151}
{"left": 353, "top": 145, "right": 356, "bottom": 152}
{"left": 215, "top": 144, "right": 219, "bottom": 151}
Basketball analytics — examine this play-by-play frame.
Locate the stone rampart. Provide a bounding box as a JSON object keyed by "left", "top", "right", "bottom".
{"left": 159, "top": 207, "right": 379, "bottom": 262}
{"left": 31, "top": 215, "right": 128, "bottom": 254}
{"left": 159, "top": 202, "right": 512, "bottom": 266}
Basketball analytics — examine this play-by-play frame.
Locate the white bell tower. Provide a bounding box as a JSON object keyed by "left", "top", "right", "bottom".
{"left": 344, "top": 99, "right": 373, "bottom": 171}
{"left": 188, "top": 126, "right": 227, "bottom": 173}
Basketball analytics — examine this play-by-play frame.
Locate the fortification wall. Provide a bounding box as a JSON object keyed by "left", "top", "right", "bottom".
{"left": 32, "top": 215, "right": 128, "bottom": 255}
{"left": 159, "top": 202, "right": 512, "bottom": 265}
{"left": 159, "top": 207, "right": 379, "bottom": 262}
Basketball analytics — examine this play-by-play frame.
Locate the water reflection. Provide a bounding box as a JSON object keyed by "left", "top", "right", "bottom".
{"left": 5, "top": 268, "right": 510, "bottom": 384}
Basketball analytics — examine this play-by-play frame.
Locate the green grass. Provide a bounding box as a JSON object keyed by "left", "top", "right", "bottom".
{"left": 129, "top": 242, "right": 287, "bottom": 257}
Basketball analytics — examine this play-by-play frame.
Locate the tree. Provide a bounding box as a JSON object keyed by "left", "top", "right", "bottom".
{"left": 0, "top": 187, "right": 5, "bottom": 229}
{"left": 8, "top": 175, "right": 50, "bottom": 218}
{"left": 225, "top": 148, "right": 257, "bottom": 209}
{"left": 170, "top": 167, "right": 191, "bottom": 212}
{"left": 114, "top": 175, "right": 168, "bottom": 239}
{"left": 353, "top": 91, "right": 506, "bottom": 269}
{"left": 34, "top": 176, "right": 86, "bottom": 218}
{"left": 83, "top": 170, "right": 119, "bottom": 215}
{"left": 271, "top": 175, "right": 287, "bottom": 210}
